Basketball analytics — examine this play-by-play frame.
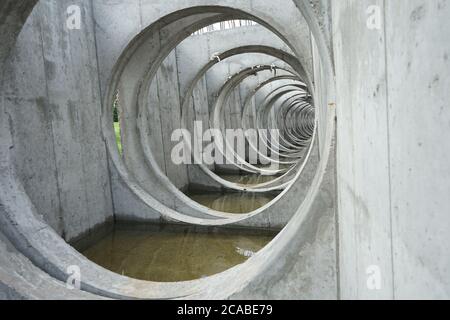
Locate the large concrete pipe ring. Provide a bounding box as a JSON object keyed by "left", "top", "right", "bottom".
{"left": 110, "top": 43, "right": 318, "bottom": 225}
{"left": 105, "top": 6, "right": 319, "bottom": 224}
{"left": 209, "top": 66, "right": 307, "bottom": 175}
{"left": 178, "top": 55, "right": 308, "bottom": 183}
{"left": 0, "top": 0, "right": 337, "bottom": 300}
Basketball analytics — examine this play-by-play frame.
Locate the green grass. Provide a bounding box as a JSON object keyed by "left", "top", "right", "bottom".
{"left": 114, "top": 122, "right": 122, "bottom": 154}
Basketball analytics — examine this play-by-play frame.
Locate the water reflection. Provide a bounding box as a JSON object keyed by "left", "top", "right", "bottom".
{"left": 188, "top": 191, "right": 277, "bottom": 213}
{"left": 82, "top": 223, "right": 276, "bottom": 282}
{"left": 218, "top": 174, "right": 278, "bottom": 186}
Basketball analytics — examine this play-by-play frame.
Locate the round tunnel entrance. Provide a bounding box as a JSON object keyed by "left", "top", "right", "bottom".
{"left": 95, "top": 12, "right": 317, "bottom": 281}
{"left": 0, "top": 0, "right": 336, "bottom": 299}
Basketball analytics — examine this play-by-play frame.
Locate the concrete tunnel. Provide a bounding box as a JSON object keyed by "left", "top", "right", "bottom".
{"left": 0, "top": 0, "right": 449, "bottom": 300}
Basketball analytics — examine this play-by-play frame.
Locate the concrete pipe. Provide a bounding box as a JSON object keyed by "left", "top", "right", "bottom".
{"left": 0, "top": 0, "right": 337, "bottom": 300}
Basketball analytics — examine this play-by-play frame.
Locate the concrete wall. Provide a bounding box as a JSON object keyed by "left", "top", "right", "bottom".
{"left": 3, "top": 0, "right": 113, "bottom": 242}
{"left": 333, "top": 0, "right": 450, "bottom": 299}
{"left": 150, "top": 50, "right": 190, "bottom": 190}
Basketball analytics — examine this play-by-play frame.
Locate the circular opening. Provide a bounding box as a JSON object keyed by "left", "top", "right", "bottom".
{"left": 1, "top": 1, "right": 336, "bottom": 299}
{"left": 98, "top": 8, "right": 317, "bottom": 282}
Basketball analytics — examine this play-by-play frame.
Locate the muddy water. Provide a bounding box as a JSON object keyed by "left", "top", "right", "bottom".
{"left": 188, "top": 192, "right": 277, "bottom": 213}
{"left": 82, "top": 223, "right": 276, "bottom": 282}
{"left": 218, "top": 174, "right": 278, "bottom": 186}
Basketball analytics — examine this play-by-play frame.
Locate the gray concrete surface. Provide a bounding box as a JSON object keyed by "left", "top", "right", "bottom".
{"left": 333, "top": 0, "right": 450, "bottom": 299}
{"left": 3, "top": 0, "right": 113, "bottom": 242}
{"left": 0, "top": 0, "right": 449, "bottom": 300}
